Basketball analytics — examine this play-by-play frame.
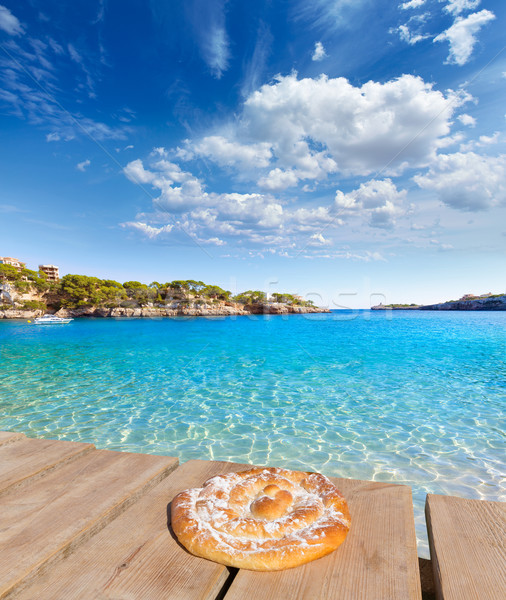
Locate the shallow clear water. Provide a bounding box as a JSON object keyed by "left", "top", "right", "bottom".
{"left": 1, "top": 310, "right": 505, "bottom": 557}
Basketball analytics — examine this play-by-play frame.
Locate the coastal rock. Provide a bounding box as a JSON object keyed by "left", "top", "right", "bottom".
{"left": 371, "top": 294, "right": 506, "bottom": 311}
{"left": 420, "top": 295, "right": 506, "bottom": 311}
{"left": 0, "top": 309, "right": 43, "bottom": 319}
{"left": 1, "top": 287, "right": 330, "bottom": 319}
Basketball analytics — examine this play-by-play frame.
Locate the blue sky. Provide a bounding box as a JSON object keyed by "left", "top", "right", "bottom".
{"left": 0, "top": 0, "right": 505, "bottom": 307}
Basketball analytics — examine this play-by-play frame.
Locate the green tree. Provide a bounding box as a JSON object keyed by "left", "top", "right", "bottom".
{"left": 202, "top": 285, "right": 231, "bottom": 300}
{"left": 0, "top": 264, "right": 20, "bottom": 281}
{"left": 234, "top": 290, "right": 266, "bottom": 304}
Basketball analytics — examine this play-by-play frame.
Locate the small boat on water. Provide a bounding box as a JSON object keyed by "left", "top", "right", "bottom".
{"left": 33, "top": 315, "right": 74, "bottom": 325}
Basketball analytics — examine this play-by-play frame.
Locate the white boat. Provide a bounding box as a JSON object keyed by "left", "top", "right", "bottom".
{"left": 33, "top": 315, "right": 73, "bottom": 325}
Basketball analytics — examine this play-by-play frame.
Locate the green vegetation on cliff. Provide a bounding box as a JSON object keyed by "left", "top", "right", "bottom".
{"left": 0, "top": 271, "right": 314, "bottom": 311}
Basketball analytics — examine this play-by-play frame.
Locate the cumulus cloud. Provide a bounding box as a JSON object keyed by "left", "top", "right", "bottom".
{"left": 309, "top": 233, "right": 331, "bottom": 245}
{"left": 400, "top": 0, "right": 426, "bottom": 8}
{"left": 312, "top": 42, "right": 327, "bottom": 61}
{"left": 240, "top": 73, "right": 463, "bottom": 178}
{"left": 458, "top": 113, "right": 476, "bottom": 126}
{"left": 119, "top": 70, "right": 491, "bottom": 254}
{"left": 121, "top": 156, "right": 347, "bottom": 251}
{"left": 0, "top": 5, "right": 23, "bottom": 36}
{"left": 258, "top": 168, "right": 299, "bottom": 191}
{"left": 192, "top": 136, "right": 272, "bottom": 170}
{"left": 121, "top": 222, "right": 174, "bottom": 239}
{"left": 442, "top": 0, "right": 481, "bottom": 16}
{"left": 434, "top": 9, "right": 495, "bottom": 65}
{"left": 182, "top": 74, "right": 464, "bottom": 192}
{"left": 76, "top": 159, "right": 90, "bottom": 171}
{"left": 397, "top": 24, "right": 430, "bottom": 45}
{"left": 413, "top": 152, "right": 506, "bottom": 211}
{"left": 335, "top": 179, "right": 407, "bottom": 228}
{"left": 123, "top": 159, "right": 157, "bottom": 185}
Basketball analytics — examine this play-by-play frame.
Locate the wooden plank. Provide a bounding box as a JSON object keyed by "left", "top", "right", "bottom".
{"left": 0, "top": 448, "right": 178, "bottom": 598}
{"left": 0, "top": 436, "right": 95, "bottom": 496}
{"left": 224, "top": 477, "right": 422, "bottom": 600}
{"left": 426, "top": 494, "right": 506, "bottom": 600}
{"left": 0, "top": 431, "right": 25, "bottom": 447}
{"left": 13, "top": 460, "right": 244, "bottom": 600}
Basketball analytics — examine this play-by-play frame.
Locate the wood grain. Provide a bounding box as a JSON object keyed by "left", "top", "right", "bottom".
{"left": 0, "top": 448, "right": 178, "bottom": 598}
{"left": 0, "top": 435, "right": 95, "bottom": 496}
{"left": 13, "top": 460, "right": 247, "bottom": 600}
{"left": 0, "top": 431, "right": 25, "bottom": 447}
{"left": 426, "top": 493, "right": 506, "bottom": 600}
{"left": 224, "top": 478, "right": 422, "bottom": 600}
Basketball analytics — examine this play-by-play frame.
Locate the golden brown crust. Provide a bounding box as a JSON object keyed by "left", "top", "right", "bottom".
{"left": 171, "top": 466, "right": 351, "bottom": 571}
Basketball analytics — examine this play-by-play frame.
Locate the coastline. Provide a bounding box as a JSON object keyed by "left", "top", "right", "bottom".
{"left": 371, "top": 294, "right": 506, "bottom": 311}
{"left": 0, "top": 301, "right": 330, "bottom": 320}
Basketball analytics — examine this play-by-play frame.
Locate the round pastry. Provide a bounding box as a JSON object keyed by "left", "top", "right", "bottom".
{"left": 171, "top": 466, "right": 351, "bottom": 571}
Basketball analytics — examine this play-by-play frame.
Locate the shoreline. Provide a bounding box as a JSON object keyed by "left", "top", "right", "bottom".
{"left": 371, "top": 294, "right": 506, "bottom": 311}
{"left": 0, "top": 302, "right": 330, "bottom": 320}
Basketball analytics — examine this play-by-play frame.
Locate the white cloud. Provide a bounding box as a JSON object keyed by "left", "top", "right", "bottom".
{"left": 434, "top": 10, "right": 495, "bottom": 65}
{"left": 122, "top": 156, "right": 345, "bottom": 250}
{"left": 400, "top": 0, "right": 426, "bottom": 9}
{"left": 46, "top": 132, "right": 61, "bottom": 142}
{"left": 442, "top": 0, "right": 481, "bottom": 16}
{"left": 205, "top": 24, "right": 229, "bottom": 79}
{"left": 460, "top": 132, "right": 500, "bottom": 152}
{"left": 258, "top": 168, "right": 299, "bottom": 191}
{"left": 309, "top": 233, "right": 331, "bottom": 245}
{"left": 0, "top": 5, "right": 23, "bottom": 36}
{"left": 335, "top": 178, "right": 407, "bottom": 228}
{"left": 397, "top": 24, "right": 430, "bottom": 45}
{"left": 152, "top": 147, "right": 167, "bottom": 157}
{"left": 458, "top": 113, "right": 476, "bottom": 126}
{"left": 294, "top": 0, "right": 372, "bottom": 32}
{"left": 312, "top": 42, "right": 327, "bottom": 61}
{"left": 174, "top": 74, "right": 467, "bottom": 192}
{"left": 241, "top": 23, "right": 272, "bottom": 98}
{"left": 123, "top": 159, "right": 157, "bottom": 185}
{"left": 189, "top": 0, "right": 230, "bottom": 79}
{"left": 477, "top": 132, "right": 500, "bottom": 145}
{"left": 414, "top": 152, "right": 506, "bottom": 210}
{"left": 67, "top": 43, "right": 83, "bottom": 65}
{"left": 241, "top": 73, "right": 463, "bottom": 177}
{"left": 76, "top": 159, "right": 90, "bottom": 172}
{"left": 121, "top": 222, "right": 174, "bottom": 239}
{"left": 192, "top": 136, "right": 272, "bottom": 170}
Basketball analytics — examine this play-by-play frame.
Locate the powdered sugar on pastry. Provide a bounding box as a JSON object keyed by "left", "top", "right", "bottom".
{"left": 171, "top": 466, "right": 351, "bottom": 571}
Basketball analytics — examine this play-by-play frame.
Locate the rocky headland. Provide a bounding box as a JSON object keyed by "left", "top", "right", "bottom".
{"left": 371, "top": 293, "right": 506, "bottom": 311}
{"left": 0, "top": 277, "right": 329, "bottom": 320}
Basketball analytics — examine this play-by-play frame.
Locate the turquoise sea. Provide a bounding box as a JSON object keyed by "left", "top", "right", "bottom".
{"left": 1, "top": 310, "right": 505, "bottom": 556}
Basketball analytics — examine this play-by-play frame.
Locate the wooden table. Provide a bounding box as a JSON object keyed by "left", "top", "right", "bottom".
{"left": 0, "top": 432, "right": 422, "bottom": 599}
{"left": 426, "top": 493, "right": 506, "bottom": 600}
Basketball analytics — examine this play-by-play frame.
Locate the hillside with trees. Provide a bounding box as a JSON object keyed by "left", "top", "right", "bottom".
{"left": 0, "top": 269, "right": 324, "bottom": 318}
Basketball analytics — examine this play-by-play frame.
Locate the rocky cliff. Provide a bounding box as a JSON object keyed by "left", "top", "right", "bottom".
{"left": 419, "top": 294, "right": 506, "bottom": 311}
{"left": 0, "top": 291, "right": 329, "bottom": 319}
{"left": 371, "top": 294, "right": 506, "bottom": 311}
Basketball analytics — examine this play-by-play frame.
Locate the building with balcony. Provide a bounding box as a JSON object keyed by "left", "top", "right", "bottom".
{"left": 0, "top": 256, "right": 26, "bottom": 271}
{"left": 39, "top": 264, "right": 59, "bottom": 282}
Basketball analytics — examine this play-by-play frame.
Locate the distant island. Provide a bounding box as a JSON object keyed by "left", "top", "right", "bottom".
{"left": 0, "top": 266, "right": 328, "bottom": 319}
{"left": 372, "top": 293, "right": 506, "bottom": 311}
